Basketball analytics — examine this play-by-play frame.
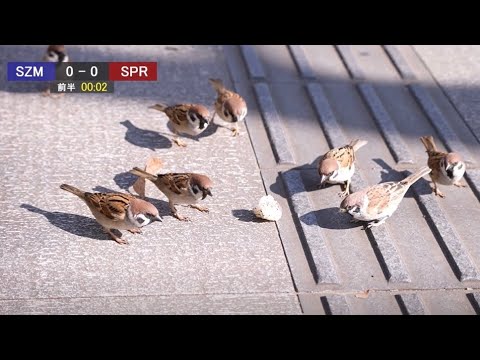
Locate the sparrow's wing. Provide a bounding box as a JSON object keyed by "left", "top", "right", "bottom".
{"left": 85, "top": 192, "right": 130, "bottom": 221}
{"left": 165, "top": 104, "right": 192, "bottom": 126}
{"left": 216, "top": 88, "right": 235, "bottom": 103}
{"left": 159, "top": 173, "right": 191, "bottom": 195}
{"left": 427, "top": 153, "right": 444, "bottom": 180}
{"left": 224, "top": 95, "right": 247, "bottom": 117}
{"left": 365, "top": 183, "right": 394, "bottom": 216}
{"left": 324, "top": 145, "right": 355, "bottom": 168}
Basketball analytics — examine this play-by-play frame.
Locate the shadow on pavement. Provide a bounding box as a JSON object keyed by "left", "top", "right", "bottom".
{"left": 231, "top": 209, "right": 267, "bottom": 223}
{"left": 372, "top": 158, "right": 432, "bottom": 198}
{"left": 269, "top": 156, "right": 322, "bottom": 199}
{"left": 120, "top": 120, "right": 172, "bottom": 151}
{"left": 300, "top": 207, "right": 363, "bottom": 230}
{"left": 20, "top": 203, "right": 112, "bottom": 241}
{"left": 113, "top": 171, "right": 139, "bottom": 192}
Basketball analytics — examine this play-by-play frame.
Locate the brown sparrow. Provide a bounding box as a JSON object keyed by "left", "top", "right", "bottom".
{"left": 318, "top": 139, "right": 368, "bottom": 197}
{"left": 339, "top": 166, "right": 431, "bottom": 229}
{"left": 129, "top": 167, "right": 213, "bottom": 221}
{"left": 420, "top": 135, "right": 467, "bottom": 198}
{"left": 42, "top": 45, "right": 69, "bottom": 97}
{"left": 43, "top": 45, "right": 69, "bottom": 63}
{"left": 209, "top": 78, "right": 247, "bottom": 137}
{"left": 149, "top": 103, "right": 210, "bottom": 147}
{"left": 60, "top": 184, "right": 162, "bottom": 245}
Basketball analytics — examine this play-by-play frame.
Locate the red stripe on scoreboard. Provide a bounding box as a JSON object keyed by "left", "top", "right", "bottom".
{"left": 109, "top": 62, "right": 157, "bottom": 81}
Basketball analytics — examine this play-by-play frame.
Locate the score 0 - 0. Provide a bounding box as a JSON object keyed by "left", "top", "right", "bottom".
{"left": 56, "top": 62, "right": 109, "bottom": 81}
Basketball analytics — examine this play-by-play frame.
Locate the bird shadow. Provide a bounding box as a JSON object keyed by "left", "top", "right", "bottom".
{"left": 269, "top": 155, "right": 323, "bottom": 199}
{"left": 372, "top": 158, "right": 432, "bottom": 197}
{"left": 300, "top": 207, "right": 365, "bottom": 230}
{"left": 113, "top": 171, "right": 139, "bottom": 192}
{"left": 20, "top": 203, "right": 114, "bottom": 241}
{"left": 91, "top": 185, "right": 172, "bottom": 218}
{"left": 120, "top": 120, "right": 172, "bottom": 150}
{"left": 231, "top": 209, "right": 269, "bottom": 223}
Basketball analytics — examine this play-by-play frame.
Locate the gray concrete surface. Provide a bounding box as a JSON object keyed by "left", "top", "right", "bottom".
{"left": 1, "top": 45, "right": 480, "bottom": 314}
{"left": 0, "top": 45, "right": 299, "bottom": 314}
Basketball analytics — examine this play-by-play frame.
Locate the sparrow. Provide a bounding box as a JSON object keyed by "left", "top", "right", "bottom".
{"left": 129, "top": 167, "right": 213, "bottom": 221}
{"left": 43, "top": 45, "right": 69, "bottom": 64}
{"left": 42, "top": 45, "right": 69, "bottom": 97}
{"left": 420, "top": 135, "right": 467, "bottom": 198}
{"left": 318, "top": 139, "right": 368, "bottom": 197}
{"left": 339, "top": 166, "right": 431, "bottom": 229}
{"left": 209, "top": 78, "right": 247, "bottom": 137}
{"left": 60, "top": 184, "right": 162, "bottom": 245}
{"left": 149, "top": 103, "right": 210, "bottom": 147}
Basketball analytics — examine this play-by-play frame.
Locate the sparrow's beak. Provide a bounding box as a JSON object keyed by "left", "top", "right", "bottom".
{"left": 152, "top": 215, "right": 163, "bottom": 222}
{"left": 199, "top": 118, "right": 208, "bottom": 130}
{"left": 339, "top": 208, "right": 347, "bottom": 213}
{"left": 320, "top": 175, "right": 328, "bottom": 187}
{"left": 202, "top": 189, "right": 213, "bottom": 200}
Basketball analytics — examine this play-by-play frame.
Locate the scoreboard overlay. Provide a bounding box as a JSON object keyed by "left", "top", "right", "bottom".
{"left": 7, "top": 62, "right": 157, "bottom": 93}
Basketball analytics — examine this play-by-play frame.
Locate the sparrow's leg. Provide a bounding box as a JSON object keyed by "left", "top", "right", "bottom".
{"left": 42, "top": 86, "right": 51, "bottom": 97}
{"left": 454, "top": 181, "right": 467, "bottom": 188}
{"left": 364, "top": 217, "right": 389, "bottom": 230}
{"left": 431, "top": 181, "right": 445, "bottom": 198}
{"left": 104, "top": 228, "right": 129, "bottom": 245}
{"left": 42, "top": 84, "right": 65, "bottom": 98}
{"left": 172, "top": 137, "right": 187, "bottom": 147}
{"left": 128, "top": 228, "right": 143, "bottom": 234}
{"left": 210, "top": 111, "right": 217, "bottom": 123}
{"left": 189, "top": 204, "right": 209, "bottom": 213}
{"left": 338, "top": 179, "right": 351, "bottom": 198}
{"left": 172, "top": 130, "right": 187, "bottom": 147}
{"left": 231, "top": 123, "right": 240, "bottom": 137}
{"left": 170, "top": 201, "right": 190, "bottom": 221}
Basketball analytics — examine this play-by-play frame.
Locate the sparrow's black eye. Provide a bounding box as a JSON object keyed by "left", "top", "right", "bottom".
{"left": 192, "top": 186, "right": 199, "bottom": 194}
{"left": 224, "top": 109, "right": 229, "bottom": 117}
{"left": 458, "top": 163, "right": 464, "bottom": 169}
{"left": 136, "top": 217, "right": 145, "bottom": 224}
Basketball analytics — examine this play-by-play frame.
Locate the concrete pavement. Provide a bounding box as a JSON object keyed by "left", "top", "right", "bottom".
{"left": 0, "top": 45, "right": 479, "bottom": 314}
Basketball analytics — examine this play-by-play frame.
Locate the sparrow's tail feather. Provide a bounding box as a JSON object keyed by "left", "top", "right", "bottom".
{"left": 349, "top": 139, "right": 368, "bottom": 152}
{"left": 401, "top": 166, "right": 432, "bottom": 186}
{"left": 149, "top": 103, "right": 168, "bottom": 112}
{"left": 60, "top": 184, "right": 85, "bottom": 199}
{"left": 420, "top": 136, "right": 437, "bottom": 152}
{"left": 209, "top": 78, "right": 225, "bottom": 92}
{"left": 130, "top": 167, "right": 158, "bottom": 182}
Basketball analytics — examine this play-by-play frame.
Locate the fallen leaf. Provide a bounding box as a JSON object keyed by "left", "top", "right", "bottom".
{"left": 355, "top": 290, "right": 370, "bottom": 299}
{"left": 131, "top": 156, "right": 164, "bottom": 198}
{"left": 145, "top": 157, "right": 164, "bottom": 174}
{"left": 132, "top": 177, "right": 146, "bottom": 198}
